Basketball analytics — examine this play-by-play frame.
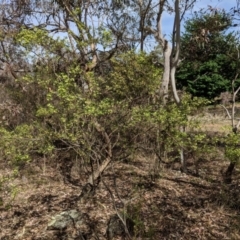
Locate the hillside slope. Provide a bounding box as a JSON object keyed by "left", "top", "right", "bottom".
{"left": 1, "top": 150, "right": 240, "bottom": 240}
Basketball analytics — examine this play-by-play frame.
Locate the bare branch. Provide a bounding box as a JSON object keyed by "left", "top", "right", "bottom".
{"left": 220, "top": 105, "right": 232, "bottom": 119}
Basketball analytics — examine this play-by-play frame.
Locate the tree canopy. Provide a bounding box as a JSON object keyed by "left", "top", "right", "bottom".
{"left": 177, "top": 8, "right": 240, "bottom": 100}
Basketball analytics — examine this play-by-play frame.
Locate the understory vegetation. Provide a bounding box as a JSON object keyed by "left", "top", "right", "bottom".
{"left": 1, "top": 1, "right": 240, "bottom": 239}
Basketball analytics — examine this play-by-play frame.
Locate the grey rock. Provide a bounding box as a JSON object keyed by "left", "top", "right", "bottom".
{"left": 47, "top": 209, "right": 82, "bottom": 230}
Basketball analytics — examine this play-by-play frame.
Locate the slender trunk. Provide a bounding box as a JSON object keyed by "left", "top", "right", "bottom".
{"left": 171, "top": 0, "right": 185, "bottom": 171}
{"left": 160, "top": 43, "right": 171, "bottom": 103}
{"left": 156, "top": 0, "right": 171, "bottom": 103}
{"left": 224, "top": 74, "right": 240, "bottom": 183}
{"left": 88, "top": 121, "right": 112, "bottom": 185}
{"left": 156, "top": 0, "right": 184, "bottom": 170}
{"left": 140, "top": 32, "right": 144, "bottom": 51}
{"left": 170, "top": 0, "right": 181, "bottom": 104}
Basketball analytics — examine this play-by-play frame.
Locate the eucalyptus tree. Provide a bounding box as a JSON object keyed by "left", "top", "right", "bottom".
{"left": 146, "top": 0, "right": 198, "bottom": 171}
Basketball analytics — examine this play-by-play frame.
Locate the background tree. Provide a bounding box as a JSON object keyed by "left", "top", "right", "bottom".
{"left": 177, "top": 8, "right": 240, "bottom": 100}
{"left": 0, "top": 0, "right": 31, "bottom": 81}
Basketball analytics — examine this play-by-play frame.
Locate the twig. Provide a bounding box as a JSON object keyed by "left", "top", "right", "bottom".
{"left": 102, "top": 178, "right": 132, "bottom": 240}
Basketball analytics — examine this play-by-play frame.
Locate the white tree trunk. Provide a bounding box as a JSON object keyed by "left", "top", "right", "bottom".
{"left": 170, "top": 0, "right": 181, "bottom": 104}
{"left": 155, "top": 0, "right": 190, "bottom": 171}
{"left": 156, "top": 0, "right": 181, "bottom": 104}
{"left": 160, "top": 44, "right": 171, "bottom": 103}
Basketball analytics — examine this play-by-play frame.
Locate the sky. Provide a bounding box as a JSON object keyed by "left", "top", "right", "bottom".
{"left": 140, "top": 0, "right": 239, "bottom": 51}
{"left": 28, "top": 0, "right": 239, "bottom": 53}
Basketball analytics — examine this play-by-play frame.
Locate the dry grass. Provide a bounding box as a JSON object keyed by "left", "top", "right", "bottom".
{"left": 191, "top": 104, "right": 239, "bottom": 133}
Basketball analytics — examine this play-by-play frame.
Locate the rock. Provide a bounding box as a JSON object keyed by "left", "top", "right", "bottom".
{"left": 47, "top": 209, "right": 82, "bottom": 230}
{"left": 47, "top": 209, "right": 91, "bottom": 239}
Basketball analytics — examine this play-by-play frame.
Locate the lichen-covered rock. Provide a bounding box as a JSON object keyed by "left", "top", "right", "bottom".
{"left": 47, "top": 209, "right": 92, "bottom": 239}
{"left": 47, "top": 209, "right": 82, "bottom": 230}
